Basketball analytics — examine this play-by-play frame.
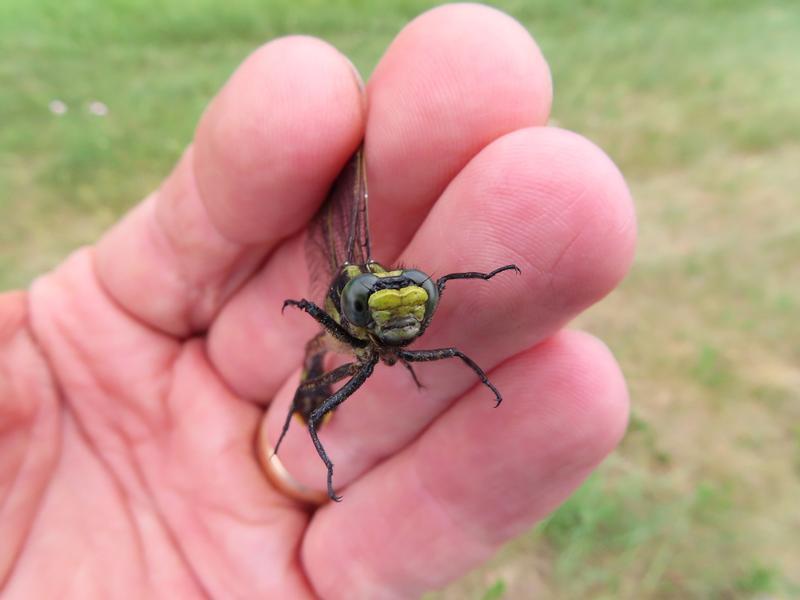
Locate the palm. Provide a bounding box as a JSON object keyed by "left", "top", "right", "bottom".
{"left": 1, "top": 6, "right": 635, "bottom": 599}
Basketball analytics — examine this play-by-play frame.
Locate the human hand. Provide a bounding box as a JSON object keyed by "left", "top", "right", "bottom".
{"left": 0, "top": 5, "right": 635, "bottom": 598}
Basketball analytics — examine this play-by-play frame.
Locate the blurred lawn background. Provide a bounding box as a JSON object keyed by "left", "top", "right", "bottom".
{"left": 1, "top": 0, "right": 798, "bottom": 598}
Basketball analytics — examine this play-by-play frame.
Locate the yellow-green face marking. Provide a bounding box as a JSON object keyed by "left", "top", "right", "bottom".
{"left": 368, "top": 285, "right": 428, "bottom": 343}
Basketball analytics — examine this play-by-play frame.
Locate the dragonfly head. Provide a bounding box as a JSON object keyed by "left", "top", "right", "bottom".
{"left": 340, "top": 268, "right": 439, "bottom": 346}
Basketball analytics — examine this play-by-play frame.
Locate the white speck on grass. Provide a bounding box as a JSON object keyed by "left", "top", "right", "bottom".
{"left": 88, "top": 101, "right": 108, "bottom": 116}
{"left": 49, "top": 100, "right": 67, "bottom": 115}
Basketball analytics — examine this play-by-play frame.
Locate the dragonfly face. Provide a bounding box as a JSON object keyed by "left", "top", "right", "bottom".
{"left": 336, "top": 263, "right": 440, "bottom": 346}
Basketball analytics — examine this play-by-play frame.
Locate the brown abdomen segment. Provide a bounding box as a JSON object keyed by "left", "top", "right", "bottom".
{"left": 292, "top": 333, "right": 333, "bottom": 425}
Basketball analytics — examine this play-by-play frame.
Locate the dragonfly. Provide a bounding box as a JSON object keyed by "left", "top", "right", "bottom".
{"left": 275, "top": 144, "right": 519, "bottom": 502}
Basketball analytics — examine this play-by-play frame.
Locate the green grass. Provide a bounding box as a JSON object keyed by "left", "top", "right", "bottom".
{"left": 3, "top": 1, "right": 799, "bottom": 598}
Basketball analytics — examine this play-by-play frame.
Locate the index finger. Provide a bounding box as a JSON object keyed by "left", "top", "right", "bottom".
{"left": 94, "top": 36, "right": 365, "bottom": 336}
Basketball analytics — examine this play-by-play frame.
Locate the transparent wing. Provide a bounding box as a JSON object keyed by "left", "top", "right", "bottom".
{"left": 305, "top": 145, "right": 371, "bottom": 302}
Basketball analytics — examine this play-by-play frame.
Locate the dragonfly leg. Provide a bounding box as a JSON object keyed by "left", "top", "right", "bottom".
{"left": 274, "top": 362, "right": 357, "bottom": 456}
{"left": 298, "top": 362, "right": 358, "bottom": 393}
{"left": 274, "top": 400, "right": 297, "bottom": 457}
{"left": 400, "top": 348, "right": 502, "bottom": 407}
{"left": 435, "top": 264, "right": 520, "bottom": 294}
{"left": 400, "top": 359, "right": 424, "bottom": 390}
{"left": 275, "top": 333, "right": 326, "bottom": 455}
{"left": 283, "top": 298, "right": 367, "bottom": 348}
{"left": 308, "top": 354, "right": 379, "bottom": 501}
{"left": 275, "top": 334, "right": 324, "bottom": 454}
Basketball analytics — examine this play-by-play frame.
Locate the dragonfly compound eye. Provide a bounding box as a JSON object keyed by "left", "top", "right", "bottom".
{"left": 402, "top": 269, "right": 440, "bottom": 317}
{"left": 342, "top": 274, "right": 377, "bottom": 326}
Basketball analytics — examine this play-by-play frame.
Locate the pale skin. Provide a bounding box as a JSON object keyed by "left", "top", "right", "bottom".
{"left": 0, "top": 5, "right": 636, "bottom": 599}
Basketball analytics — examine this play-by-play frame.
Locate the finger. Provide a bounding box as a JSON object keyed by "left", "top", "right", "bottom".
{"left": 259, "top": 126, "right": 635, "bottom": 488}
{"left": 208, "top": 5, "right": 553, "bottom": 399}
{"left": 365, "top": 3, "right": 552, "bottom": 260}
{"left": 95, "top": 37, "right": 365, "bottom": 336}
{"left": 301, "top": 331, "right": 629, "bottom": 599}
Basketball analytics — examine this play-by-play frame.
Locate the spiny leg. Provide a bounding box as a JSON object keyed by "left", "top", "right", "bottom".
{"left": 298, "top": 362, "right": 359, "bottom": 393}
{"left": 276, "top": 299, "right": 367, "bottom": 457}
{"left": 274, "top": 333, "right": 326, "bottom": 455}
{"left": 401, "top": 359, "right": 424, "bottom": 390}
{"left": 273, "top": 362, "right": 357, "bottom": 456}
{"left": 274, "top": 400, "right": 298, "bottom": 457}
{"left": 400, "top": 348, "right": 502, "bottom": 407}
{"left": 274, "top": 330, "right": 342, "bottom": 453}
{"left": 308, "top": 354, "right": 379, "bottom": 501}
{"left": 283, "top": 298, "right": 367, "bottom": 349}
{"left": 436, "top": 264, "right": 520, "bottom": 294}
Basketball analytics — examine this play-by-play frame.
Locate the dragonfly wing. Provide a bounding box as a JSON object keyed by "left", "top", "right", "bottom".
{"left": 305, "top": 145, "right": 370, "bottom": 303}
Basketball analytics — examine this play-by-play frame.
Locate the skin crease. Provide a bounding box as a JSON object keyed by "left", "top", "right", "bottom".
{"left": 0, "top": 4, "right": 635, "bottom": 600}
